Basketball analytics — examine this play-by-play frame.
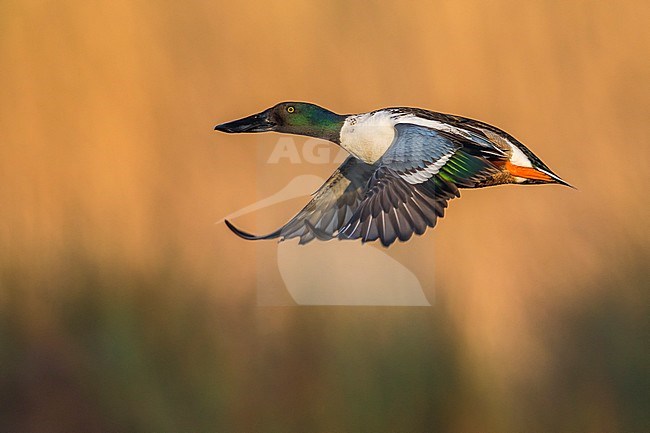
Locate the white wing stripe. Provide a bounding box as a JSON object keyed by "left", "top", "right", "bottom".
{"left": 399, "top": 153, "right": 453, "bottom": 185}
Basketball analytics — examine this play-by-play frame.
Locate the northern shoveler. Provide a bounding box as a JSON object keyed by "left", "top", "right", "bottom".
{"left": 215, "top": 102, "right": 572, "bottom": 247}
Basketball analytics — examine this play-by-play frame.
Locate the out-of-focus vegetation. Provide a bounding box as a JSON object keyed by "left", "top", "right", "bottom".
{"left": 1, "top": 1, "right": 648, "bottom": 431}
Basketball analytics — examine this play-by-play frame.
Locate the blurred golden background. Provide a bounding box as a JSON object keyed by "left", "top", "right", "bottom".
{"left": 1, "top": 0, "right": 648, "bottom": 431}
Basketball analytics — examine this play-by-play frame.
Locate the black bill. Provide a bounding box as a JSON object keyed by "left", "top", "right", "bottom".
{"left": 214, "top": 109, "right": 275, "bottom": 133}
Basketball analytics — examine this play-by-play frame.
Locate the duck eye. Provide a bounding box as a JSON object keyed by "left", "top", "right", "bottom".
{"left": 287, "top": 106, "right": 295, "bottom": 113}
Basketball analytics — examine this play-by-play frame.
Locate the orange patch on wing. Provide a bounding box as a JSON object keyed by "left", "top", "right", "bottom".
{"left": 505, "top": 161, "right": 553, "bottom": 181}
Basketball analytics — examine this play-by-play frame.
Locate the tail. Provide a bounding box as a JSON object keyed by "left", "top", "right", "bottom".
{"left": 505, "top": 161, "right": 575, "bottom": 188}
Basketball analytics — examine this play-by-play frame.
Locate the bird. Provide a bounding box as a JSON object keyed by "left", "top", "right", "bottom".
{"left": 215, "top": 102, "right": 572, "bottom": 247}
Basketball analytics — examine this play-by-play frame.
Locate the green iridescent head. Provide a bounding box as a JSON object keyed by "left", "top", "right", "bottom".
{"left": 215, "top": 102, "right": 345, "bottom": 143}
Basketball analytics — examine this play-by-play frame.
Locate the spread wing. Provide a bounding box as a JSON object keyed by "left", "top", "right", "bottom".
{"left": 338, "top": 123, "right": 505, "bottom": 246}
{"left": 225, "top": 156, "right": 375, "bottom": 244}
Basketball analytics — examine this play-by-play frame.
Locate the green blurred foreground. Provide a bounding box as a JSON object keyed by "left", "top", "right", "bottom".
{"left": 1, "top": 253, "right": 647, "bottom": 432}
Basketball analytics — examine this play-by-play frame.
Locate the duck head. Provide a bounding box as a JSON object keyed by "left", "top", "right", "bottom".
{"left": 215, "top": 102, "right": 346, "bottom": 144}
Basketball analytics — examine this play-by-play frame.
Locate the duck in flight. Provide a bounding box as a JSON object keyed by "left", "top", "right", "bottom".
{"left": 215, "top": 102, "right": 572, "bottom": 247}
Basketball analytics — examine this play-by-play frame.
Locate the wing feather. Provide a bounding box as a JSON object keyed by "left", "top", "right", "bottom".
{"left": 225, "top": 156, "right": 375, "bottom": 244}
{"left": 227, "top": 119, "right": 507, "bottom": 247}
{"left": 338, "top": 123, "right": 502, "bottom": 246}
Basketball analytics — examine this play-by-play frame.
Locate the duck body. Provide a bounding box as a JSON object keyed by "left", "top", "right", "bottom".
{"left": 215, "top": 102, "right": 571, "bottom": 247}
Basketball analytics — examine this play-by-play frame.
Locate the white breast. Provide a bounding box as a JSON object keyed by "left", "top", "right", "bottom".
{"left": 339, "top": 111, "right": 396, "bottom": 164}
